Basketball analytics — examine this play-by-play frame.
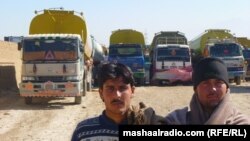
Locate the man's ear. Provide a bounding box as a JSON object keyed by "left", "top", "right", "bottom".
{"left": 99, "top": 88, "right": 104, "bottom": 102}
{"left": 194, "top": 88, "right": 198, "bottom": 95}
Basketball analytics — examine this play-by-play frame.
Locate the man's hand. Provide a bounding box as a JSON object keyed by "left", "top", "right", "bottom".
{"left": 127, "top": 102, "right": 146, "bottom": 125}
{"left": 127, "top": 102, "right": 167, "bottom": 125}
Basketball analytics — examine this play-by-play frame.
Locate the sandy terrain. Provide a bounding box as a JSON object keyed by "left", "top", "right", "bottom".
{"left": 0, "top": 41, "right": 249, "bottom": 141}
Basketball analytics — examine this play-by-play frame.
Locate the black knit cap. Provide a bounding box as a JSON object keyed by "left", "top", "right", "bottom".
{"left": 192, "top": 57, "right": 229, "bottom": 89}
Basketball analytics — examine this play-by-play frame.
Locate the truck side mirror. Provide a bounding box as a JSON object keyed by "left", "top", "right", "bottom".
{"left": 18, "top": 42, "right": 22, "bottom": 50}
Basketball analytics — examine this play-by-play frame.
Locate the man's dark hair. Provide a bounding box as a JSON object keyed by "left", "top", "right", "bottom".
{"left": 98, "top": 62, "right": 135, "bottom": 88}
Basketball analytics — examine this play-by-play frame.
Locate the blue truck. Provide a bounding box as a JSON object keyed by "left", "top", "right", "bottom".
{"left": 108, "top": 29, "right": 146, "bottom": 85}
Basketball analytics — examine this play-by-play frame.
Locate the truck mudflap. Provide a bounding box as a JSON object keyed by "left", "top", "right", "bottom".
{"left": 19, "top": 81, "right": 82, "bottom": 97}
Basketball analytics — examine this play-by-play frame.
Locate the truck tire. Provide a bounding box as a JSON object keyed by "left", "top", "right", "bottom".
{"left": 87, "top": 82, "right": 92, "bottom": 92}
{"left": 235, "top": 76, "right": 241, "bottom": 85}
{"left": 150, "top": 79, "right": 158, "bottom": 86}
{"left": 138, "top": 78, "right": 145, "bottom": 86}
{"left": 75, "top": 96, "right": 82, "bottom": 104}
{"left": 82, "top": 79, "right": 87, "bottom": 96}
{"left": 25, "top": 97, "right": 32, "bottom": 105}
{"left": 86, "top": 69, "right": 92, "bottom": 92}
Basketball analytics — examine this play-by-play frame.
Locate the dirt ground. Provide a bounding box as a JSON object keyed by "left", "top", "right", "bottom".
{"left": 0, "top": 41, "right": 250, "bottom": 141}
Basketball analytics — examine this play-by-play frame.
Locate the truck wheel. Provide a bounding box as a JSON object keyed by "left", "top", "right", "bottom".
{"left": 75, "top": 96, "right": 82, "bottom": 104}
{"left": 25, "top": 97, "right": 32, "bottom": 105}
{"left": 87, "top": 82, "right": 92, "bottom": 92}
{"left": 138, "top": 78, "right": 145, "bottom": 86}
{"left": 162, "top": 80, "right": 171, "bottom": 86}
{"left": 150, "top": 79, "right": 159, "bottom": 86}
{"left": 235, "top": 76, "right": 241, "bottom": 85}
{"left": 82, "top": 78, "right": 87, "bottom": 96}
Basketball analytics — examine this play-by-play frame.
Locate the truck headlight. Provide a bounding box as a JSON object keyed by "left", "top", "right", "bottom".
{"left": 22, "top": 76, "right": 35, "bottom": 81}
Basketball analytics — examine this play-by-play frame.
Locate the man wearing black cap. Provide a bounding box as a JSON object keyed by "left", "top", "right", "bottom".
{"left": 165, "top": 57, "right": 250, "bottom": 124}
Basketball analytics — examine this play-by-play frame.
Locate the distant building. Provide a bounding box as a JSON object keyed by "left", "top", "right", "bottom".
{"left": 4, "top": 36, "right": 23, "bottom": 43}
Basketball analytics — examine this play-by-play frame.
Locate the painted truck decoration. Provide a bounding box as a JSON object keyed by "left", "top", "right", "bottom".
{"left": 150, "top": 31, "right": 192, "bottom": 85}
{"left": 18, "top": 9, "right": 105, "bottom": 104}
{"left": 189, "top": 29, "right": 245, "bottom": 85}
{"left": 108, "top": 29, "right": 146, "bottom": 85}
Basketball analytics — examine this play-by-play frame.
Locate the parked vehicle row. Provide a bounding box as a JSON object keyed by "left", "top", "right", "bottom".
{"left": 14, "top": 8, "right": 249, "bottom": 105}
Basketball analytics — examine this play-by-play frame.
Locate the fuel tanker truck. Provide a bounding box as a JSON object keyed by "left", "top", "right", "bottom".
{"left": 18, "top": 8, "right": 100, "bottom": 104}
{"left": 189, "top": 29, "right": 245, "bottom": 85}
{"left": 91, "top": 35, "right": 106, "bottom": 87}
{"left": 150, "top": 31, "right": 192, "bottom": 85}
{"left": 108, "top": 29, "right": 146, "bottom": 85}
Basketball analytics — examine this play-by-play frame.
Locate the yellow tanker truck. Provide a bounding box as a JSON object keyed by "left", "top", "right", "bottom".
{"left": 189, "top": 29, "right": 245, "bottom": 85}
{"left": 110, "top": 29, "right": 145, "bottom": 45}
{"left": 18, "top": 9, "right": 96, "bottom": 104}
{"left": 108, "top": 29, "right": 146, "bottom": 85}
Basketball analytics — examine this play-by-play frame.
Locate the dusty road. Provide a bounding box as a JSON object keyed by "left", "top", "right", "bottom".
{"left": 0, "top": 84, "right": 250, "bottom": 141}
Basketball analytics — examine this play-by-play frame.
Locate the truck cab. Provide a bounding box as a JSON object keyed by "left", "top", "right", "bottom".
{"left": 206, "top": 40, "right": 245, "bottom": 85}
{"left": 19, "top": 34, "right": 86, "bottom": 104}
{"left": 150, "top": 31, "right": 192, "bottom": 85}
{"left": 151, "top": 44, "right": 192, "bottom": 85}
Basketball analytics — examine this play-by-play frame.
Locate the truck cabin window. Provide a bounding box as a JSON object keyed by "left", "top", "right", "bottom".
{"left": 157, "top": 47, "right": 190, "bottom": 61}
{"left": 109, "top": 44, "right": 142, "bottom": 57}
{"left": 22, "top": 38, "right": 78, "bottom": 61}
{"left": 210, "top": 44, "right": 241, "bottom": 57}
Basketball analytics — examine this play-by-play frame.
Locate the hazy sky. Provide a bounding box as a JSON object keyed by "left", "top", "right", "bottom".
{"left": 1, "top": 0, "right": 249, "bottom": 45}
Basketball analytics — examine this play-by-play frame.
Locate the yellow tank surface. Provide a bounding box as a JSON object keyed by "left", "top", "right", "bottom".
{"left": 29, "top": 9, "right": 93, "bottom": 59}
{"left": 236, "top": 37, "right": 250, "bottom": 48}
{"left": 110, "top": 29, "right": 145, "bottom": 45}
{"left": 189, "top": 29, "right": 234, "bottom": 56}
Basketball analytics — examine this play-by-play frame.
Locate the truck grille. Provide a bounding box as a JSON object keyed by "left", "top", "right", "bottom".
{"left": 38, "top": 76, "right": 64, "bottom": 82}
{"left": 227, "top": 67, "right": 243, "bottom": 72}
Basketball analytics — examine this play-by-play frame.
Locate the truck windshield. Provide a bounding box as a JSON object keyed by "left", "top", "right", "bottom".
{"left": 210, "top": 43, "right": 241, "bottom": 57}
{"left": 157, "top": 47, "right": 190, "bottom": 61}
{"left": 109, "top": 44, "right": 143, "bottom": 57}
{"left": 22, "top": 38, "right": 78, "bottom": 61}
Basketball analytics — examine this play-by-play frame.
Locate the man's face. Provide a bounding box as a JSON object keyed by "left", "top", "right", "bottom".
{"left": 195, "top": 79, "right": 228, "bottom": 111}
{"left": 99, "top": 77, "right": 135, "bottom": 117}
